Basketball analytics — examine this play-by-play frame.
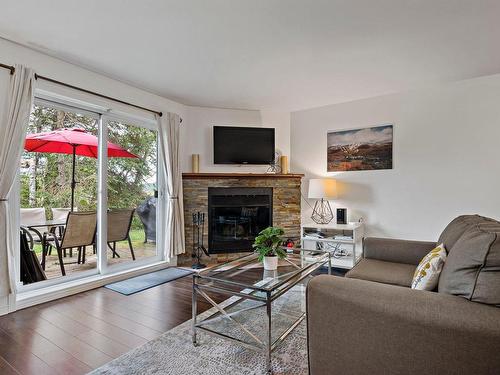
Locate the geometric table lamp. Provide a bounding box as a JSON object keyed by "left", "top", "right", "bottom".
{"left": 308, "top": 178, "right": 337, "bottom": 224}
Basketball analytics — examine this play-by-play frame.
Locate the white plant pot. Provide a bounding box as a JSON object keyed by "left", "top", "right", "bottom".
{"left": 263, "top": 256, "right": 278, "bottom": 271}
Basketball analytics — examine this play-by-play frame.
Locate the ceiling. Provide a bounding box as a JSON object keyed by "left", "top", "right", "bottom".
{"left": 1, "top": 0, "right": 499, "bottom": 111}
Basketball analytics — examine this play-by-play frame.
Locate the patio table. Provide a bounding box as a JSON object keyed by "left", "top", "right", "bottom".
{"left": 20, "top": 219, "right": 66, "bottom": 243}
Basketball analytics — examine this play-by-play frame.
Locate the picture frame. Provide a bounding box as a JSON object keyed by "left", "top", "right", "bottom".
{"left": 327, "top": 124, "right": 393, "bottom": 172}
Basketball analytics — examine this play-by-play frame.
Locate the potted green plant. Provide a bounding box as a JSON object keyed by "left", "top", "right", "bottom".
{"left": 253, "top": 226, "right": 287, "bottom": 270}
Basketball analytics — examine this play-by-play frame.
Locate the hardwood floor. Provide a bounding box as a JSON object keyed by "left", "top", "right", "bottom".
{"left": 0, "top": 275, "right": 225, "bottom": 375}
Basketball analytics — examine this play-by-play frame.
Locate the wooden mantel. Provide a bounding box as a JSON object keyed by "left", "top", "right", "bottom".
{"left": 182, "top": 172, "right": 304, "bottom": 179}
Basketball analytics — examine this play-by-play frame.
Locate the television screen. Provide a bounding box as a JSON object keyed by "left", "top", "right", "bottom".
{"left": 213, "top": 126, "right": 275, "bottom": 164}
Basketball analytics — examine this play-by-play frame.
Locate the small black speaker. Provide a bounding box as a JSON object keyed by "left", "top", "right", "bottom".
{"left": 336, "top": 208, "right": 347, "bottom": 224}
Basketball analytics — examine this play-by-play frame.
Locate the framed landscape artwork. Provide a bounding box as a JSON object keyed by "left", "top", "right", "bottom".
{"left": 327, "top": 124, "right": 393, "bottom": 172}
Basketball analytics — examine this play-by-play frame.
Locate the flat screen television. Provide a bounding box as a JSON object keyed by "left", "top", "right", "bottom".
{"left": 213, "top": 126, "right": 275, "bottom": 164}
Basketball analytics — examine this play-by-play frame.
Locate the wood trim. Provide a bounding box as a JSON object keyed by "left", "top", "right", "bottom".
{"left": 182, "top": 173, "right": 304, "bottom": 179}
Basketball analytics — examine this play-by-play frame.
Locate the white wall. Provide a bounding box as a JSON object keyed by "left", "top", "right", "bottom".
{"left": 180, "top": 106, "right": 290, "bottom": 173}
{"left": 291, "top": 74, "right": 500, "bottom": 241}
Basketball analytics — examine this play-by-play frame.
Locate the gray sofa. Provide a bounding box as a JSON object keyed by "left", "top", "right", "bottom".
{"left": 307, "top": 215, "right": 500, "bottom": 375}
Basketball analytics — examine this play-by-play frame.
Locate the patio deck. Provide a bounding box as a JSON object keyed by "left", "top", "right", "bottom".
{"left": 39, "top": 241, "right": 157, "bottom": 280}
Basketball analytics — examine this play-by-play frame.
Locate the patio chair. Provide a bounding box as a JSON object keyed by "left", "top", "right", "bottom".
{"left": 42, "top": 211, "right": 97, "bottom": 276}
{"left": 107, "top": 209, "right": 136, "bottom": 261}
{"left": 20, "top": 230, "right": 47, "bottom": 284}
{"left": 20, "top": 226, "right": 35, "bottom": 250}
{"left": 51, "top": 208, "right": 72, "bottom": 257}
{"left": 51, "top": 207, "right": 71, "bottom": 224}
{"left": 20, "top": 208, "right": 47, "bottom": 243}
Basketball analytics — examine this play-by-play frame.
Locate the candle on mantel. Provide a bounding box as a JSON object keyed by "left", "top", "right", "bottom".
{"left": 192, "top": 154, "right": 200, "bottom": 173}
{"left": 280, "top": 155, "right": 289, "bottom": 174}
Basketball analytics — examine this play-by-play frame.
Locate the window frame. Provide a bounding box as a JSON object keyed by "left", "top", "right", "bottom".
{"left": 17, "top": 92, "right": 166, "bottom": 294}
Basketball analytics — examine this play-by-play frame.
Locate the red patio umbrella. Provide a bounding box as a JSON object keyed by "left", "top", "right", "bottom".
{"left": 25, "top": 127, "right": 138, "bottom": 211}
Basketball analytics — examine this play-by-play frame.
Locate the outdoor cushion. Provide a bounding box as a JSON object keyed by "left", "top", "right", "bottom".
{"left": 20, "top": 207, "right": 47, "bottom": 241}
{"left": 438, "top": 221, "right": 500, "bottom": 306}
{"left": 346, "top": 259, "right": 416, "bottom": 287}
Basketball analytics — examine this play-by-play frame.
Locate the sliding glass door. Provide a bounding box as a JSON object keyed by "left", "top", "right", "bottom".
{"left": 104, "top": 117, "right": 160, "bottom": 272}
{"left": 19, "top": 98, "right": 164, "bottom": 290}
{"left": 20, "top": 101, "right": 100, "bottom": 284}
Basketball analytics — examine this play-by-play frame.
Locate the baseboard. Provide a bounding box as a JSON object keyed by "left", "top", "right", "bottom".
{"left": 14, "top": 260, "right": 175, "bottom": 312}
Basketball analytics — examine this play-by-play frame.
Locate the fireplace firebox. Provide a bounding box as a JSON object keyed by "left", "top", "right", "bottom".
{"left": 208, "top": 187, "right": 273, "bottom": 254}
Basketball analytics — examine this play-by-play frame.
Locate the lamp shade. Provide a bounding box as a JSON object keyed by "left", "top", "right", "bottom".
{"left": 308, "top": 179, "right": 337, "bottom": 199}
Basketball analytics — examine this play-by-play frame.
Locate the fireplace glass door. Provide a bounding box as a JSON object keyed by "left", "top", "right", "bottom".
{"left": 208, "top": 187, "right": 272, "bottom": 253}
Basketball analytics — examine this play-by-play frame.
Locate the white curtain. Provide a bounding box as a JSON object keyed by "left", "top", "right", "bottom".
{"left": 157, "top": 112, "right": 185, "bottom": 258}
{"left": 0, "top": 65, "right": 35, "bottom": 297}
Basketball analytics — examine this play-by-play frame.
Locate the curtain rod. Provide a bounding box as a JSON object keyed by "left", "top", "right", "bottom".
{"left": 0, "top": 62, "right": 15, "bottom": 74}
{"left": 34, "top": 74, "right": 163, "bottom": 117}
{"left": 1, "top": 62, "right": 168, "bottom": 118}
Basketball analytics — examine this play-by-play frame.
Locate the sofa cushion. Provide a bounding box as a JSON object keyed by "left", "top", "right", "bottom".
{"left": 438, "top": 215, "right": 496, "bottom": 251}
{"left": 346, "top": 259, "right": 416, "bottom": 287}
{"left": 438, "top": 222, "right": 500, "bottom": 306}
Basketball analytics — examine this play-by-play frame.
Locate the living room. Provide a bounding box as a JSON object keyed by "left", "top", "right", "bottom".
{"left": 0, "top": 1, "right": 499, "bottom": 374}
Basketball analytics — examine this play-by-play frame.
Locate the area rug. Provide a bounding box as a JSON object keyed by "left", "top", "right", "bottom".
{"left": 90, "top": 286, "right": 308, "bottom": 375}
{"left": 104, "top": 267, "right": 194, "bottom": 295}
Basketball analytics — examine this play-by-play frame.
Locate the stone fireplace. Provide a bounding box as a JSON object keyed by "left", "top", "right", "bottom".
{"left": 180, "top": 173, "right": 303, "bottom": 265}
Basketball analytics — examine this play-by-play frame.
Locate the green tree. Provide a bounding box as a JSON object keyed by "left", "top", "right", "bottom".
{"left": 21, "top": 105, "right": 157, "bottom": 230}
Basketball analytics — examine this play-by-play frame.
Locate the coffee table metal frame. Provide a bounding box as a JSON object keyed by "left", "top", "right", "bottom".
{"left": 192, "top": 250, "right": 331, "bottom": 374}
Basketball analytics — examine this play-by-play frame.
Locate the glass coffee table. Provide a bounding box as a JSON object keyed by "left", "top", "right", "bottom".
{"left": 192, "top": 250, "right": 331, "bottom": 373}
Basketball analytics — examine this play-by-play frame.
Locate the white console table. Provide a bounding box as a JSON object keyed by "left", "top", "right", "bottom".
{"left": 300, "top": 222, "right": 364, "bottom": 269}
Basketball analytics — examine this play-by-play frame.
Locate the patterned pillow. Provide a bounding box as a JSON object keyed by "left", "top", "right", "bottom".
{"left": 411, "top": 244, "right": 447, "bottom": 290}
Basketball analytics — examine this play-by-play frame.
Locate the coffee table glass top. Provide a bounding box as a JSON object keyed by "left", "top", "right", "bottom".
{"left": 196, "top": 250, "right": 329, "bottom": 294}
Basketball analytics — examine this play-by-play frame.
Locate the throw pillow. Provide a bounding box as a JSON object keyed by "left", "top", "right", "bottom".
{"left": 411, "top": 244, "right": 447, "bottom": 290}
